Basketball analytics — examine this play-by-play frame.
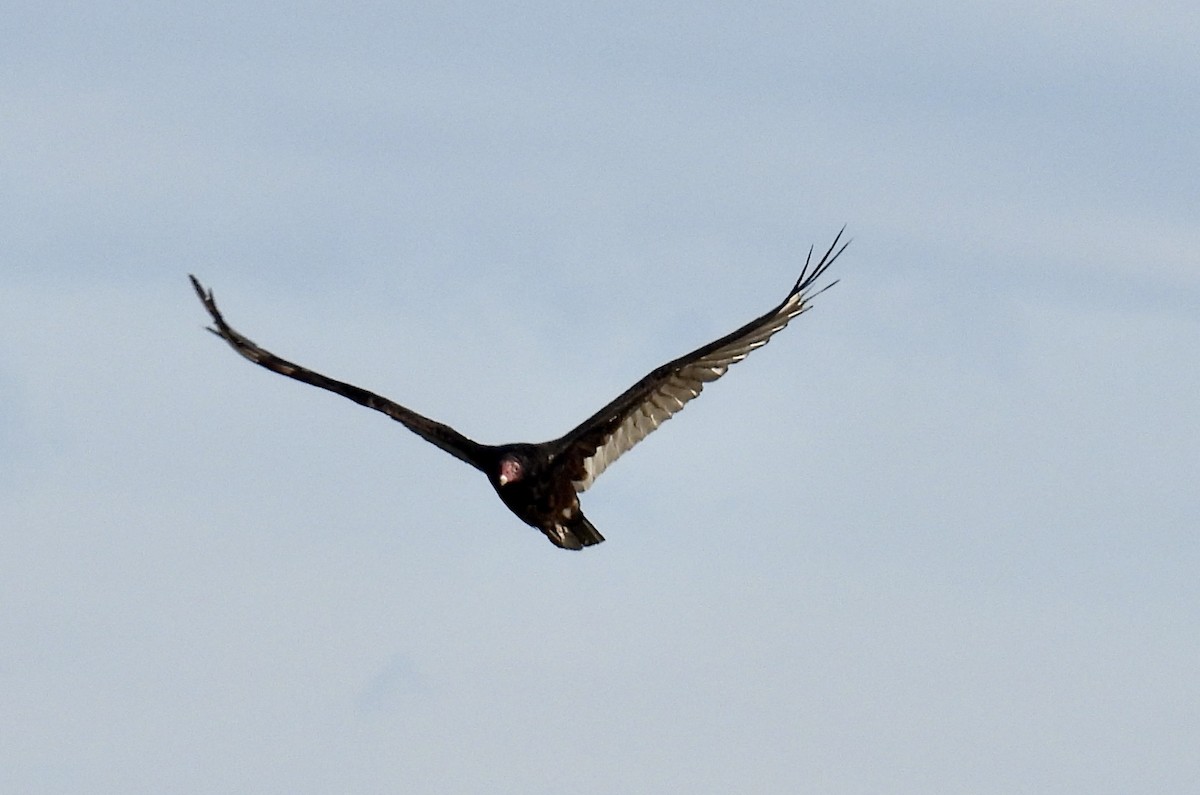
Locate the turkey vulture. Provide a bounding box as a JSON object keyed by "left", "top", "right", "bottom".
{"left": 190, "top": 230, "right": 846, "bottom": 550}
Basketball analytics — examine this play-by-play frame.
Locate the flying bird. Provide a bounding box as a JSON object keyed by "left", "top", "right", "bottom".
{"left": 190, "top": 230, "right": 846, "bottom": 550}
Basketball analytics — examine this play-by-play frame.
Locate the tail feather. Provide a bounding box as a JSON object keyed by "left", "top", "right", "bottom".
{"left": 546, "top": 513, "right": 606, "bottom": 550}
{"left": 572, "top": 513, "right": 605, "bottom": 547}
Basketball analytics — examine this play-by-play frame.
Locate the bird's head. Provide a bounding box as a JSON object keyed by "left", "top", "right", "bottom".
{"left": 497, "top": 454, "right": 525, "bottom": 487}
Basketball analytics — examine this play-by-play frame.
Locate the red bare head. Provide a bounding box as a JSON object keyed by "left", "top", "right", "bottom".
{"left": 498, "top": 455, "right": 524, "bottom": 487}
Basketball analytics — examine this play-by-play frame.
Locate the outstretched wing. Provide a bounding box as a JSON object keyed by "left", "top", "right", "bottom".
{"left": 555, "top": 230, "right": 847, "bottom": 492}
{"left": 189, "top": 276, "right": 490, "bottom": 471}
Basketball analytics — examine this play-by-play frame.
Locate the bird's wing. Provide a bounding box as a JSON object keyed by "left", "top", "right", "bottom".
{"left": 555, "top": 230, "right": 847, "bottom": 492}
{"left": 189, "top": 276, "right": 490, "bottom": 471}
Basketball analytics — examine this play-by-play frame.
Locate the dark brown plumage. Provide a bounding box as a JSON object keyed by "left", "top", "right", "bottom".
{"left": 190, "top": 230, "right": 846, "bottom": 549}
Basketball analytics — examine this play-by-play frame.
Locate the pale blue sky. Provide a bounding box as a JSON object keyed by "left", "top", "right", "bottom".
{"left": 2, "top": 2, "right": 1198, "bottom": 792}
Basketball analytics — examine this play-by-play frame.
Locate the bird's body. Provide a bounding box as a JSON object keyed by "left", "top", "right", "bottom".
{"left": 190, "top": 231, "right": 846, "bottom": 549}
{"left": 487, "top": 443, "right": 602, "bottom": 549}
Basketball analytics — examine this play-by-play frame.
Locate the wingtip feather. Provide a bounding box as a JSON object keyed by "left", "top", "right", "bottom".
{"left": 793, "top": 228, "right": 849, "bottom": 296}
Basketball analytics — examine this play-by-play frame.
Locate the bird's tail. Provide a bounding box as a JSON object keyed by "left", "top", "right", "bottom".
{"left": 549, "top": 513, "right": 605, "bottom": 550}
{"left": 572, "top": 513, "right": 605, "bottom": 548}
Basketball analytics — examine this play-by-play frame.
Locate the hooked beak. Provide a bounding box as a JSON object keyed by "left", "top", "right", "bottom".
{"left": 498, "top": 474, "right": 509, "bottom": 486}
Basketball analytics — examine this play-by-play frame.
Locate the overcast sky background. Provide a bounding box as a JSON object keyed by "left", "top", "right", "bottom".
{"left": 3, "top": 2, "right": 1198, "bottom": 793}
